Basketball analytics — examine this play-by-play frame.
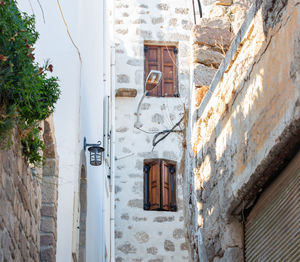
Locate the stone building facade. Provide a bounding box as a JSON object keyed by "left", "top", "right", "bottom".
{"left": 185, "top": 0, "right": 300, "bottom": 261}
{"left": 113, "top": 0, "right": 204, "bottom": 261}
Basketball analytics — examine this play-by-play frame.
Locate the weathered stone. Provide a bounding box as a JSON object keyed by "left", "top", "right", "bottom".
{"left": 127, "top": 59, "right": 143, "bottom": 66}
{"left": 40, "top": 247, "right": 54, "bottom": 261}
{"left": 115, "top": 19, "right": 123, "bottom": 24}
{"left": 141, "top": 103, "right": 151, "bottom": 110}
{"left": 132, "top": 216, "right": 147, "bottom": 222}
{"left": 117, "top": 242, "right": 137, "bottom": 254}
{"left": 41, "top": 217, "right": 55, "bottom": 233}
{"left": 116, "top": 88, "right": 137, "bottom": 97}
{"left": 147, "top": 247, "right": 158, "bottom": 255}
{"left": 138, "top": 4, "right": 148, "bottom": 8}
{"left": 115, "top": 230, "right": 123, "bottom": 239}
{"left": 194, "top": 86, "right": 209, "bottom": 108}
{"left": 40, "top": 234, "right": 55, "bottom": 246}
{"left": 148, "top": 259, "right": 163, "bottom": 262}
{"left": 121, "top": 213, "right": 129, "bottom": 220}
{"left": 169, "top": 18, "right": 177, "bottom": 26}
{"left": 193, "top": 20, "right": 233, "bottom": 49}
{"left": 115, "top": 186, "right": 121, "bottom": 194}
{"left": 170, "top": 33, "right": 189, "bottom": 41}
{"left": 117, "top": 74, "right": 130, "bottom": 83}
{"left": 164, "top": 240, "right": 175, "bottom": 251}
{"left": 127, "top": 199, "right": 143, "bottom": 208}
{"left": 116, "top": 257, "right": 124, "bottom": 262}
{"left": 152, "top": 114, "right": 164, "bottom": 124}
{"left": 135, "top": 232, "right": 149, "bottom": 243}
{"left": 116, "top": 29, "right": 128, "bottom": 35}
{"left": 163, "top": 151, "right": 177, "bottom": 160}
{"left": 133, "top": 19, "right": 146, "bottom": 24}
{"left": 182, "top": 20, "right": 193, "bottom": 30}
{"left": 194, "top": 64, "right": 217, "bottom": 86}
{"left": 173, "top": 228, "right": 185, "bottom": 239}
{"left": 153, "top": 216, "right": 175, "bottom": 223}
{"left": 193, "top": 45, "right": 225, "bottom": 67}
{"left": 152, "top": 17, "right": 164, "bottom": 25}
{"left": 116, "top": 127, "right": 129, "bottom": 133}
{"left": 180, "top": 242, "right": 188, "bottom": 250}
{"left": 216, "top": 0, "right": 232, "bottom": 6}
{"left": 136, "top": 29, "right": 152, "bottom": 39}
{"left": 157, "top": 3, "right": 168, "bottom": 10}
{"left": 175, "top": 8, "right": 189, "bottom": 14}
{"left": 222, "top": 247, "right": 243, "bottom": 262}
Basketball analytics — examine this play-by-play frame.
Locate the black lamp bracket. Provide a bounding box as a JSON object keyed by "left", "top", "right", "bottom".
{"left": 83, "top": 137, "right": 101, "bottom": 151}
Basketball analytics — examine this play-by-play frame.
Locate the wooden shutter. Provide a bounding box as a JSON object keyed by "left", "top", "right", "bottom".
{"left": 148, "top": 161, "right": 161, "bottom": 210}
{"left": 161, "top": 47, "right": 177, "bottom": 97}
{"left": 245, "top": 151, "right": 300, "bottom": 262}
{"left": 144, "top": 45, "right": 177, "bottom": 97}
{"left": 161, "top": 161, "right": 171, "bottom": 211}
{"left": 144, "top": 46, "right": 161, "bottom": 97}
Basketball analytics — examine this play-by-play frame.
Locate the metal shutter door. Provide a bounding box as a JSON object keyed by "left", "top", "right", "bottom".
{"left": 245, "top": 151, "right": 300, "bottom": 262}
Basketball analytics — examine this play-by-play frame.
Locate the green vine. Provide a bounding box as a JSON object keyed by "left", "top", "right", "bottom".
{"left": 0, "top": 0, "right": 60, "bottom": 165}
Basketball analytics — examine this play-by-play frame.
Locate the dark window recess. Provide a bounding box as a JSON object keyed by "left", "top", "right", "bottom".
{"left": 144, "top": 45, "right": 178, "bottom": 97}
{"left": 144, "top": 159, "right": 177, "bottom": 211}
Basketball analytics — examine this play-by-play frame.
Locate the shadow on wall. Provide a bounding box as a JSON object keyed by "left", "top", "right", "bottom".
{"left": 190, "top": 0, "right": 300, "bottom": 260}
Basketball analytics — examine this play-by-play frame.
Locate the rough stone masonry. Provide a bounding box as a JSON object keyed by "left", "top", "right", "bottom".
{"left": 185, "top": 0, "right": 300, "bottom": 261}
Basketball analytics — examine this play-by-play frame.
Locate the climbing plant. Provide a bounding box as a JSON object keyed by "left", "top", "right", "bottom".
{"left": 0, "top": 0, "right": 60, "bottom": 165}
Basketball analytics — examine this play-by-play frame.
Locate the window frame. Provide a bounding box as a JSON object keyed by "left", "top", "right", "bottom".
{"left": 144, "top": 43, "right": 179, "bottom": 97}
{"left": 143, "top": 159, "right": 177, "bottom": 212}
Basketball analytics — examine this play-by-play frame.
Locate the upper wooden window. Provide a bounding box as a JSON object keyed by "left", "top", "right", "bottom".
{"left": 144, "top": 45, "right": 178, "bottom": 97}
{"left": 144, "top": 159, "right": 177, "bottom": 212}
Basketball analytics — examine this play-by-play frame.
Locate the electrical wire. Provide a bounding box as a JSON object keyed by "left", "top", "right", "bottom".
{"left": 151, "top": 115, "right": 184, "bottom": 150}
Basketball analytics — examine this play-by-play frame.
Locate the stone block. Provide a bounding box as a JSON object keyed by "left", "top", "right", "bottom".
{"left": 40, "top": 247, "right": 55, "bottom": 262}
{"left": 40, "top": 234, "right": 55, "bottom": 247}
{"left": 152, "top": 17, "right": 164, "bottom": 24}
{"left": 40, "top": 217, "right": 55, "bottom": 233}
{"left": 173, "top": 228, "right": 185, "bottom": 239}
{"left": 157, "top": 3, "right": 168, "bottom": 10}
{"left": 134, "top": 232, "right": 149, "bottom": 243}
{"left": 115, "top": 230, "right": 123, "bottom": 239}
{"left": 193, "top": 23, "right": 233, "bottom": 50}
{"left": 132, "top": 19, "right": 146, "bottom": 25}
{"left": 127, "top": 199, "right": 143, "bottom": 208}
{"left": 153, "top": 216, "right": 175, "bottom": 222}
{"left": 175, "top": 8, "right": 189, "bottom": 14}
{"left": 164, "top": 240, "right": 175, "bottom": 251}
{"left": 117, "top": 242, "right": 137, "bottom": 254}
{"left": 216, "top": 0, "right": 233, "bottom": 6}
{"left": 193, "top": 45, "right": 225, "bottom": 67}
{"left": 222, "top": 247, "right": 243, "bottom": 262}
{"left": 117, "top": 74, "right": 130, "bottom": 83}
{"left": 147, "top": 247, "right": 158, "bottom": 255}
{"left": 194, "top": 64, "right": 217, "bottom": 86}
{"left": 194, "top": 86, "right": 209, "bottom": 108}
{"left": 136, "top": 29, "right": 152, "bottom": 39}
{"left": 41, "top": 205, "right": 56, "bottom": 217}
{"left": 116, "top": 88, "right": 137, "bottom": 97}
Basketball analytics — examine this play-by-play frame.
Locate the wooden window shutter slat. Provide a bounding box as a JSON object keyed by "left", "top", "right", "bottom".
{"left": 161, "top": 160, "right": 171, "bottom": 211}
{"left": 145, "top": 46, "right": 160, "bottom": 97}
{"left": 162, "top": 47, "right": 177, "bottom": 97}
{"left": 149, "top": 161, "right": 160, "bottom": 210}
{"left": 169, "top": 165, "right": 177, "bottom": 211}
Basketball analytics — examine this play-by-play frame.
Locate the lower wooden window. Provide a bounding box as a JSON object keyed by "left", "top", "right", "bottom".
{"left": 144, "top": 159, "right": 177, "bottom": 211}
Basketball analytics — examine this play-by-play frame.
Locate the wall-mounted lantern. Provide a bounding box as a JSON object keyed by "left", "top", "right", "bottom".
{"left": 83, "top": 137, "right": 104, "bottom": 166}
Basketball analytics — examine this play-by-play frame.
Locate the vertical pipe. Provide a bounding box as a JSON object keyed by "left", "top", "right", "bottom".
{"left": 192, "top": 0, "right": 196, "bottom": 24}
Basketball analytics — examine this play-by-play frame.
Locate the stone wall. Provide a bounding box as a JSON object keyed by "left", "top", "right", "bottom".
{"left": 0, "top": 132, "right": 41, "bottom": 261}
{"left": 40, "top": 116, "right": 59, "bottom": 262}
{"left": 0, "top": 116, "right": 59, "bottom": 262}
{"left": 114, "top": 0, "right": 195, "bottom": 261}
{"left": 186, "top": 0, "right": 300, "bottom": 261}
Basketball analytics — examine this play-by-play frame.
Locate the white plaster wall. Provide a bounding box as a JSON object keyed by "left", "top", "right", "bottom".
{"left": 114, "top": 1, "right": 195, "bottom": 261}
{"left": 17, "top": 0, "right": 113, "bottom": 261}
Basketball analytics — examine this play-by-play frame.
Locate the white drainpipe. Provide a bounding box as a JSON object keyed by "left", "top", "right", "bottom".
{"left": 109, "top": 0, "right": 116, "bottom": 260}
